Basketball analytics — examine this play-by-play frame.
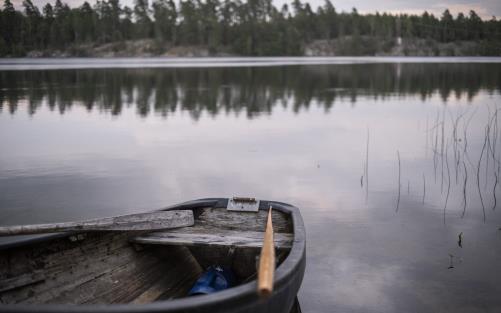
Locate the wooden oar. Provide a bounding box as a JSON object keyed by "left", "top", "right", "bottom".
{"left": 0, "top": 210, "right": 194, "bottom": 236}
{"left": 257, "top": 207, "right": 275, "bottom": 297}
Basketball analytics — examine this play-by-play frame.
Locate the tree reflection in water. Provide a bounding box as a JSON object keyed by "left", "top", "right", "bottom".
{"left": 1, "top": 63, "right": 500, "bottom": 118}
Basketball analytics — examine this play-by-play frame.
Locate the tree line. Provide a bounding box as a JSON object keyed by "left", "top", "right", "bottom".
{"left": 0, "top": 0, "right": 500, "bottom": 56}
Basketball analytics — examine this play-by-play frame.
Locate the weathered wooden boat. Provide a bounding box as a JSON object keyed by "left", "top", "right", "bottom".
{"left": 0, "top": 198, "right": 306, "bottom": 313}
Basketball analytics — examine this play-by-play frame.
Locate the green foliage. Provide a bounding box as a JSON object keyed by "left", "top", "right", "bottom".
{"left": 134, "top": 0, "right": 152, "bottom": 38}
{"left": 152, "top": 0, "right": 176, "bottom": 43}
{"left": 0, "top": 0, "right": 500, "bottom": 56}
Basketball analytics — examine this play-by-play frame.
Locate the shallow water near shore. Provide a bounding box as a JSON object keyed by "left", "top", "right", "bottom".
{"left": 1, "top": 58, "right": 501, "bottom": 312}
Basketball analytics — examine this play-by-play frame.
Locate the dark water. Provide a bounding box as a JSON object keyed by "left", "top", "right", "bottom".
{"left": 1, "top": 59, "right": 501, "bottom": 312}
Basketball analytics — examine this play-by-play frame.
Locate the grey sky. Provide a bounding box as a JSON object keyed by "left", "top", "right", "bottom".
{"left": 11, "top": 0, "right": 501, "bottom": 20}
{"left": 275, "top": 0, "right": 500, "bottom": 19}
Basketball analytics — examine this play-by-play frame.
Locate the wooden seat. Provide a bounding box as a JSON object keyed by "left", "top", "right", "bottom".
{"left": 131, "top": 226, "right": 293, "bottom": 249}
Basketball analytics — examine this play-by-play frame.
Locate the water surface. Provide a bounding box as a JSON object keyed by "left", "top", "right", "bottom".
{"left": 1, "top": 59, "right": 501, "bottom": 312}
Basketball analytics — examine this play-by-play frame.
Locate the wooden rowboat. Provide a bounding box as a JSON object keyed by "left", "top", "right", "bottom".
{"left": 0, "top": 198, "right": 306, "bottom": 313}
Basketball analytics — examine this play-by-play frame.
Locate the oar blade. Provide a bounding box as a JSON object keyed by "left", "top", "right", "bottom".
{"left": 103, "top": 210, "right": 195, "bottom": 231}
{"left": 0, "top": 210, "right": 194, "bottom": 236}
{"left": 257, "top": 207, "right": 275, "bottom": 297}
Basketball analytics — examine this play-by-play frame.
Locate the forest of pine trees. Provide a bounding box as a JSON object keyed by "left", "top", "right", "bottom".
{"left": 0, "top": 0, "right": 500, "bottom": 56}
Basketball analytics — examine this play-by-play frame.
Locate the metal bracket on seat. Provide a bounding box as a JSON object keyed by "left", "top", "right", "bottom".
{"left": 226, "top": 197, "right": 260, "bottom": 212}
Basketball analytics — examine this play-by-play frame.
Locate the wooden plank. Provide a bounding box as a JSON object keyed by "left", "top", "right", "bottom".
{"left": 131, "top": 278, "right": 169, "bottom": 304}
{"left": 0, "top": 232, "right": 202, "bottom": 305}
{"left": 0, "top": 210, "right": 194, "bottom": 236}
{"left": 195, "top": 208, "right": 292, "bottom": 233}
{"left": 0, "top": 233, "right": 139, "bottom": 304}
{"left": 131, "top": 227, "right": 293, "bottom": 249}
{"left": 0, "top": 271, "right": 45, "bottom": 293}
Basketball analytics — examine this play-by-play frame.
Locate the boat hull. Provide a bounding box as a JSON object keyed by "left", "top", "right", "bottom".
{"left": 0, "top": 198, "right": 306, "bottom": 313}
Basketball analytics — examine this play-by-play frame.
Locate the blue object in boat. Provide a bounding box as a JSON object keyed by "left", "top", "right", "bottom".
{"left": 188, "top": 265, "right": 236, "bottom": 295}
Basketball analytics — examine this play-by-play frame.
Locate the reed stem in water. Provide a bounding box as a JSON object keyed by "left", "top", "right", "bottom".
{"left": 444, "top": 141, "right": 451, "bottom": 225}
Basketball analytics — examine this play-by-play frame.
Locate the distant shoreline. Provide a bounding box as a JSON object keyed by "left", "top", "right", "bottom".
{"left": 7, "top": 38, "right": 498, "bottom": 59}
{"left": 2, "top": 55, "right": 501, "bottom": 71}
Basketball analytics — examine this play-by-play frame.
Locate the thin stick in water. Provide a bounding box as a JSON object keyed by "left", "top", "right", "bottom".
{"left": 365, "top": 128, "right": 369, "bottom": 202}
{"left": 485, "top": 110, "right": 491, "bottom": 190}
{"left": 452, "top": 111, "right": 467, "bottom": 185}
{"left": 477, "top": 126, "right": 488, "bottom": 223}
{"left": 441, "top": 113, "right": 445, "bottom": 194}
{"left": 434, "top": 111, "right": 440, "bottom": 182}
{"left": 462, "top": 160, "right": 468, "bottom": 218}
{"left": 493, "top": 169, "right": 498, "bottom": 211}
{"left": 491, "top": 110, "right": 498, "bottom": 164}
{"left": 497, "top": 108, "right": 501, "bottom": 179}
{"left": 463, "top": 109, "right": 477, "bottom": 157}
{"left": 461, "top": 109, "right": 477, "bottom": 170}
{"left": 444, "top": 141, "right": 451, "bottom": 225}
{"left": 487, "top": 109, "right": 501, "bottom": 170}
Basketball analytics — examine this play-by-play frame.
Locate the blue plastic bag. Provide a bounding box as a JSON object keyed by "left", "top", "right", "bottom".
{"left": 188, "top": 265, "right": 236, "bottom": 295}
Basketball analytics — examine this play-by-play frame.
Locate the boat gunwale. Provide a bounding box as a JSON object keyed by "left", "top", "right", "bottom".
{"left": 0, "top": 198, "right": 306, "bottom": 313}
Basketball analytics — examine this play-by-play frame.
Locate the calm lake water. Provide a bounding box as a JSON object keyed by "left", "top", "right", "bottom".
{"left": 1, "top": 58, "right": 501, "bottom": 312}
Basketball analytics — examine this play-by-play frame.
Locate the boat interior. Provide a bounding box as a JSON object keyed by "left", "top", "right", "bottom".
{"left": 0, "top": 207, "right": 293, "bottom": 305}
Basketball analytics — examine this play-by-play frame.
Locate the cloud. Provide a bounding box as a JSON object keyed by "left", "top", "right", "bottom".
{"left": 276, "top": 0, "right": 501, "bottom": 19}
